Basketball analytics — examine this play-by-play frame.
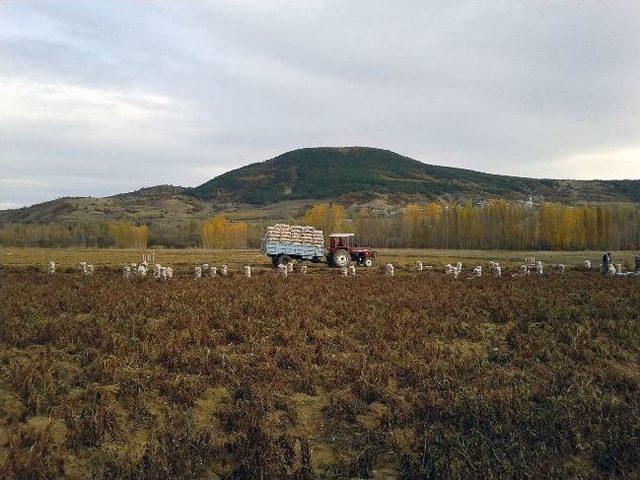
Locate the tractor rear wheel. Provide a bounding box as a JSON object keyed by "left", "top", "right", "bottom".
{"left": 273, "top": 254, "right": 291, "bottom": 267}
{"left": 332, "top": 249, "right": 351, "bottom": 268}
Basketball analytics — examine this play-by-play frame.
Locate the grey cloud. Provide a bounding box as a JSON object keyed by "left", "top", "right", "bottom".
{"left": 1, "top": 0, "right": 639, "bottom": 208}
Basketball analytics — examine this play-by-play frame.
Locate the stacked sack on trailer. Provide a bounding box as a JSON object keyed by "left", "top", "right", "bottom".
{"left": 264, "top": 224, "right": 324, "bottom": 247}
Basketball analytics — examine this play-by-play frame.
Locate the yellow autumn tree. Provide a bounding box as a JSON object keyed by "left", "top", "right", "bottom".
{"left": 108, "top": 222, "right": 148, "bottom": 249}
{"left": 201, "top": 215, "right": 248, "bottom": 249}
{"left": 402, "top": 204, "right": 425, "bottom": 246}
{"left": 303, "top": 203, "right": 347, "bottom": 238}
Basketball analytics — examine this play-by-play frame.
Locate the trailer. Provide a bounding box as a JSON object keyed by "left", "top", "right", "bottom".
{"left": 262, "top": 241, "right": 325, "bottom": 267}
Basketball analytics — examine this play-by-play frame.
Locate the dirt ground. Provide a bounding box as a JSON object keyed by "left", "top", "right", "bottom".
{"left": 1, "top": 266, "right": 639, "bottom": 478}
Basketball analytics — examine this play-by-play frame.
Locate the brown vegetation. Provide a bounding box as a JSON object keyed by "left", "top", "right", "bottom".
{"left": 1, "top": 268, "right": 639, "bottom": 478}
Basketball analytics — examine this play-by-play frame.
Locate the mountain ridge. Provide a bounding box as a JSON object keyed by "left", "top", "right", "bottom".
{"left": 189, "top": 146, "right": 640, "bottom": 204}
{"left": 1, "top": 146, "right": 639, "bottom": 226}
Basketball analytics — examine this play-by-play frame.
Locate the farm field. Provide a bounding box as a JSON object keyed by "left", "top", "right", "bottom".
{"left": 1, "top": 260, "right": 639, "bottom": 479}
{"left": 2, "top": 247, "right": 639, "bottom": 272}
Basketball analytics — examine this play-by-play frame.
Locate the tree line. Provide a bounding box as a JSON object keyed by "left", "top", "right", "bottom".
{"left": 0, "top": 222, "right": 148, "bottom": 249}
{"left": 1, "top": 201, "right": 638, "bottom": 250}
{"left": 349, "top": 201, "right": 640, "bottom": 250}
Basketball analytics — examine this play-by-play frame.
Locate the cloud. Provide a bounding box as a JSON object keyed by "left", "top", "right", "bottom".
{"left": 0, "top": 178, "right": 50, "bottom": 189}
{"left": 536, "top": 146, "right": 640, "bottom": 180}
{"left": 1, "top": 77, "right": 172, "bottom": 121}
{"left": 1, "top": 0, "right": 639, "bottom": 208}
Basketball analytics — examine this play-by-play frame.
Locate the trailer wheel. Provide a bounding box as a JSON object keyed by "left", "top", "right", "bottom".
{"left": 273, "top": 254, "right": 291, "bottom": 267}
{"left": 332, "top": 250, "right": 350, "bottom": 268}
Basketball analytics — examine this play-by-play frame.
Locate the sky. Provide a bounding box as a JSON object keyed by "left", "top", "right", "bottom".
{"left": 1, "top": 1, "right": 639, "bottom": 209}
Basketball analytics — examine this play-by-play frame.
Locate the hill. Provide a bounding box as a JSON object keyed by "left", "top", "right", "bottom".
{"left": 1, "top": 147, "right": 639, "bottom": 227}
{"left": 190, "top": 147, "right": 640, "bottom": 204}
{"left": 0, "top": 185, "right": 214, "bottom": 226}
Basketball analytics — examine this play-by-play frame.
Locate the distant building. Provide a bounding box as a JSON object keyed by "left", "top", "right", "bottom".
{"left": 524, "top": 195, "right": 534, "bottom": 209}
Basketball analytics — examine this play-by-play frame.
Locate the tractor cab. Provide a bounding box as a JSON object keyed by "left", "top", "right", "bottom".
{"left": 329, "top": 233, "right": 355, "bottom": 249}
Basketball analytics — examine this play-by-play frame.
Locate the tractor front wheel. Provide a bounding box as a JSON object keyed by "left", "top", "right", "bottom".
{"left": 358, "top": 257, "right": 374, "bottom": 267}
{"left": 332, "top": 250, "right": 351, "bottom": 268}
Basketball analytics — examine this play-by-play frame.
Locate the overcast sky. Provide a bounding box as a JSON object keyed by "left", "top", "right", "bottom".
{"left": 1, "top": 1, "right": 639, "bottom": 208}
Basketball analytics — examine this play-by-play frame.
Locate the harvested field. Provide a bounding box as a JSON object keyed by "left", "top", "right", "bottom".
{"left": 1, "top": 268, "right": 639, "bottom": 478}
{"left": 3, "top": 247, "right": 639, "bottom": 271}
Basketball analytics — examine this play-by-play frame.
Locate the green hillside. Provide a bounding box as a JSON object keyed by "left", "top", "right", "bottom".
{"left": 2, "top": 147, "right": 639, "bottom": 230}
{"left": 190, "top": 147, "right": 640, "bottom": 204}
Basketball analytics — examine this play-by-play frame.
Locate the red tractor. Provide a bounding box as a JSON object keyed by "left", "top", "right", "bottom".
{"left": 327, "top": 233, "right": 376, "bottom": 268}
